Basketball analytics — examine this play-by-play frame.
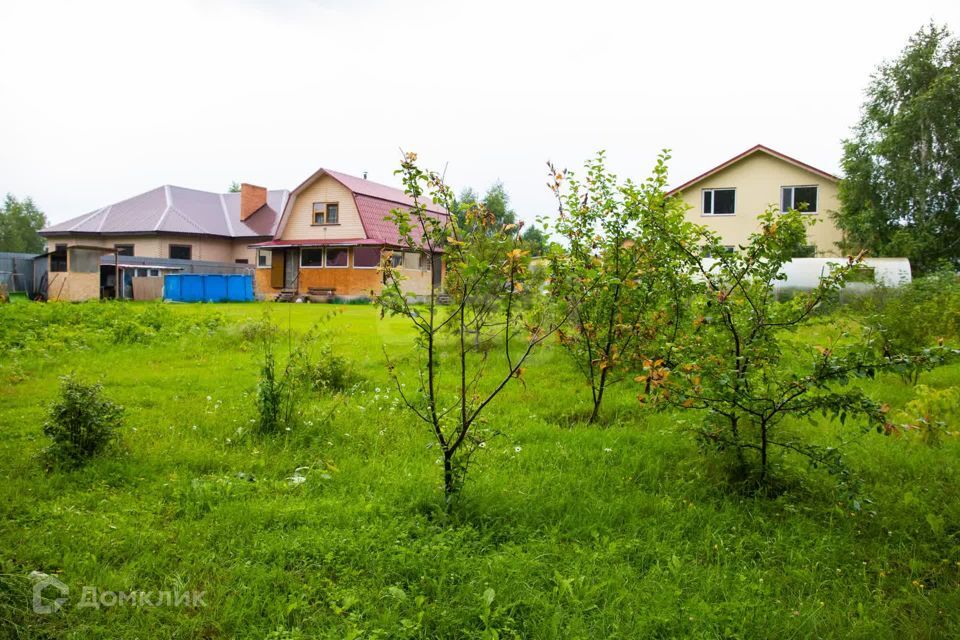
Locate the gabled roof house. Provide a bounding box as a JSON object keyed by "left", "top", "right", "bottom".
{"left": 668, "top": 144, "right": 844, "bottom": 256}
{"left": 252, "top": 168, "right": 447, "bottom": 299}
{"left": 40, "top": 169, "right": 449, "bottom": 300}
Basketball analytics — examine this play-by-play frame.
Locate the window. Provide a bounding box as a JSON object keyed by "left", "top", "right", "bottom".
{"left": 403, "top": 252, "right": 420, "bottom": 270}
{"left": 301, "top": 248, "right": 324, "bottom": 267}
{"left": 115, "top": 244, "right": 134, "bottom": 256}
{"left": 702, "top": 188, "right": 736, "bottom": 215}
{"left": 419, "top": 253, "right": 431, "bottom": 270}
{"left": 169, "top": 244, "right": 192, "bottom": 260}
{"left": 51, "top": 244, "right": 68, "bottom": 272}
{"left": 326, "top": 248, "right": 349, "bottom": 268}
{"left": 312, "top": 202, "right": 340, "bottom": 225}
{"left": 148, "top": 269, "right": 160, "bottom": 277}
{"left": 781, "top": 185, "right": 818, "bottom": 213}
{"left": 354, "top": 246, "right": 380, "bottom": 268}
{"left": 388, "top": 252, "right": 403, "bottom": 268}
{"left": 70, "top": 248, "right": 100, "bottom": 273}
{"left": 235, "top": 259, "right": 249, "bottom": 265}
{"left": 256, "top": 249, "right": 272, "bottom": 268}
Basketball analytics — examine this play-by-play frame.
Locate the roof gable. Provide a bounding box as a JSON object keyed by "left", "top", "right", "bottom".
{"left": 667, "top": 145, "right": 839, "bottom": 197}
{"left": 275, "top": 168, "right": 449, "bottom": 246}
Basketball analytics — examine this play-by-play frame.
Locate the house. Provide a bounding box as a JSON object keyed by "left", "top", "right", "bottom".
{"left": 39, "top": 169, "right": 448, "bottom": 301}
{"left": 251, "top": 169, "right": 447, "bottom": 300}
{"left": 668, "top": 145, "right": 844, "bottom": 256}
{"left": 40, "top": 184, "right": 288, "bottom": 264}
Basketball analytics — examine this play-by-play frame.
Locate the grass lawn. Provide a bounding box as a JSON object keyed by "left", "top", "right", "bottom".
{"left": 1, "top": 300, "right": 959, "bottom": 639}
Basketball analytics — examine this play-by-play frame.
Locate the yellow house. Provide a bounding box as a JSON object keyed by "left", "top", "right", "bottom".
{"left": 668, "top": 145, "right": 844, "bottom": 256}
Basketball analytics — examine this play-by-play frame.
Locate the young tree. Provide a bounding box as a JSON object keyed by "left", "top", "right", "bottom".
{"left": 377, "top": 153, "right": 572, "bottom": 506}
{"left": 229, "top": 182, "right": 241, "bottom": 193}
{"left": 836, "top": 23, "right": 960, "bottom": 273}
{"left": 481, "top": 181, "right": 516, "bottom": 227}
{"left": 545, "top": 151, "right": 699, "bottom": 423}
{"left": 520, "top": 224, "right": 549, "bottom": 256}
{"left": 0, "top": 194, "right": 47, "bottom": 253}
{"left": 646, "top": 207, "right": 954, "bottom": 487}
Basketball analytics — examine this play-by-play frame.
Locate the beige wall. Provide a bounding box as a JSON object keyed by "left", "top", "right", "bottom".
{"left": 676, "top": 152, "right": 844, "bottom": 256}
{"left": 279, "top": 174, "right": 366, "bottom": 241}
{"left": 45, "top": 235, "right": 261, "bottom": 264}
{"left": 46, "top": 272, "right": 99, "bottom": 301}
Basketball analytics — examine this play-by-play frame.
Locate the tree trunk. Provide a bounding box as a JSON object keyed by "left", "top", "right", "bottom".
{"left": 588, "top": 367, "right": 609, "bottom": 424}
{"left": 759, "top": 422, "right": 768, "bottom": 483}
{"left": 443, "top": 451, "right": 455, "bottom": 506}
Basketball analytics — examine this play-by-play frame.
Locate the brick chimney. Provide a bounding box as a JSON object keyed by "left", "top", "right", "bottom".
{"left": 240, "top": 183, "right": 267, "bottom": 221}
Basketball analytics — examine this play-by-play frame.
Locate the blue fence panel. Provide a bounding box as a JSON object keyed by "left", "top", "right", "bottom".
{"left": 164, "top": 274, "right": 181, "bottom": 301}
{"left": 164, "top": 274, "right": 254, "bottom": 302}
{"left": 226, "top": 274, "right": 254, "bottom": 301}
{"left": 203, "top": 275, "right": 227, "bottom": 302}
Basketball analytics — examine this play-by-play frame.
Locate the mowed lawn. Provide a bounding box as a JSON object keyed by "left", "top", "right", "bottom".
{"left": 1, "top": 301, "right": 959, "bottom": 639}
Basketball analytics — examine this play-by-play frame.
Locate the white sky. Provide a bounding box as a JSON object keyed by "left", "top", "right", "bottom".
{"left": 2, "top": 0, "right": 958, "bottom": 228}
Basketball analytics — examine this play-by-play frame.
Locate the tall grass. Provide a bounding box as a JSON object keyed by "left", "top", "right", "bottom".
{"left": 0, "top": 301, "right": 957, "bottom": 638}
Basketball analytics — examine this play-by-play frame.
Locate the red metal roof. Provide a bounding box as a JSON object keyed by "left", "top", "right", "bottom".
{"left": 277, "top": 168, "right": 450, "bottom": 250}
{"left": 666, "top": 144, "right": 839, "bottom": 197}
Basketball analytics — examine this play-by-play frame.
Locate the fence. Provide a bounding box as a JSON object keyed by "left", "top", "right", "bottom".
{"left": 0, "top": 252, "right": 39, "bottom": 298}
{"left": 97, "top": 255, "right": 256, "bottom": 275}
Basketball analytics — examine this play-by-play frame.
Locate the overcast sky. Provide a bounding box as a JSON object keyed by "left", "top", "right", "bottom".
{"left": 2, "top": 0, "right": 958, "bottom": 228}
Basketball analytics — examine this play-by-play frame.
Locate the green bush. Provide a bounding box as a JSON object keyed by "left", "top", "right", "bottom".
{"left": 42, "top": 375, "right": 124, "bottom": 467}
{"left": 858, "top": 270, "right": 960, "bottom": 355}
{"left": 302, "top": 343, "right": 353, "bottom": 392}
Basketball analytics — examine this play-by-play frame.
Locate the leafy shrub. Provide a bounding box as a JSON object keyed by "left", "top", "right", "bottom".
{"left": 42, "top": 375, "right": 124, "bottom": 467}
{"left": 238, "top": 314, "right": 279, "bottom": 345}
{"left": 301, "top": 343, "right": 353, "bottom": 392}
{"left": 256, "top": 340, "right": 294, "bottom": 435}
{"left": 896, "top": 384, "right": 960, "bottom": 446}
{"left": 857, "top": 269, "right": 960, "bottom": 355}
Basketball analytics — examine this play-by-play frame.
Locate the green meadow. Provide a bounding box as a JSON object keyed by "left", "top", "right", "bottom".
{"left": 1, "top": 300, "right": 958, "bottom": 639}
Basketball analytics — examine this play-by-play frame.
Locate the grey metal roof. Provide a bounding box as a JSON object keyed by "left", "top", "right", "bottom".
{"left": 42, "top": 186, "right": 289, "bottom": 238}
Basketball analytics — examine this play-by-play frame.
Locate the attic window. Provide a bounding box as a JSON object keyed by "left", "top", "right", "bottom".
{"left": 781, "top": 186, "right": 818, "bottom": 214}
{"left": 702, "top": 188, "right": 736, "bottom": 215}
{"left": 312, "top": 202, "right": 339, "bottom": 225}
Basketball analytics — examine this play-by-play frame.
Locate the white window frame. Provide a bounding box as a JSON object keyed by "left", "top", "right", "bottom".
{"left": 312, "top": 202, "right": 340, "bottom": 225}
{"left": 324, "top": 247, "right": 349, "bottom": 269}
{"left": 781, "top": 185, "right": 819, "bottom": 214}
{"left": 701, "top": 188, "right": 736, "bottom": 216}
{"left": 300, "top": 247, "right": 325, "bottom": 268}
{"left": 256, "top": 249, "right": 272, "bottom": 269}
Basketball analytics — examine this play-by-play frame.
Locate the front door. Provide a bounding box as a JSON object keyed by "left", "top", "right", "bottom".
{"left": 284, "top": 248, "right": 300, "bottom": 289}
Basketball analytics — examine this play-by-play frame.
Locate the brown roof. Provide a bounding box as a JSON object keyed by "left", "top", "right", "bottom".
{"left": 666, "top": 144, "right": 839, "bottom": 197}
{"left": 42, "top": 186, "right": 289, "bottom": 238}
